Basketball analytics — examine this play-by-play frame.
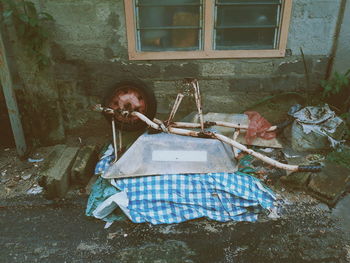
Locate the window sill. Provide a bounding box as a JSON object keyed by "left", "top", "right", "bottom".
{"left": 128, "top": 49, "right": 286, "bottom": 60}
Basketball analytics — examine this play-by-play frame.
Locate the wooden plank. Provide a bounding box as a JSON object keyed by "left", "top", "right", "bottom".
{"left": 124, "top": 0, "right": 138, "bottom": 60}
{"left": 278, "top": 0, "right": 293, "bottom": 55}
{"left": 0, "top": 30, "right": 27, "bottom": 157}
{"left": 203, "top": 0, "right": 214, "bottom": 52}
{"left": 129, "top": 49, "right": 284, "bottom": 60}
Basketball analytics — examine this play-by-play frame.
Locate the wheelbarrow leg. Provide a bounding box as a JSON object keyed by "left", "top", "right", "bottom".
{"left": 111, "top": 118, "right": 118, "bottom": 163}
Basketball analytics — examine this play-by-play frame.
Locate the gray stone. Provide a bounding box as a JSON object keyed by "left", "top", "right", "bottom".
{"left": 308, "top": 161, "right": 350, "bottom": 205}
{"left": 39, "top": 145, "right": 79, "bottom": 199}
{"left": 71, "top": 145, "right": 98, "bottom": 185}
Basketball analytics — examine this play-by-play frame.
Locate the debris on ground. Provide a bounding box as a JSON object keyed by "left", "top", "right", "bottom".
{"left": 0, "top": 147, "right": 49, "bottom": 199}
{"left": 21, "top": 174, "right": 32, "bottom": 180}
{"left": 27, "top": 185, "right": 44, "bottom": 195}
{"left": 27, "top": 158, "right": 44, "bottom": 163}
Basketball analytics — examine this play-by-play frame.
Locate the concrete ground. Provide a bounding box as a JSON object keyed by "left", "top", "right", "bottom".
{"left": 1, "top": 190, "right": 349, "bottom": 263}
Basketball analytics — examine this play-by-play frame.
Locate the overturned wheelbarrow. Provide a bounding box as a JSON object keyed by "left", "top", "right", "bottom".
{"left": 95, "top": 78, "right": 321, "bottom": 178}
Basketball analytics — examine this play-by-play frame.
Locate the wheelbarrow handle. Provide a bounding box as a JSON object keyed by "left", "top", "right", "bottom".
{"left": 297, "top": 165, "right": 323, "bottom": 172}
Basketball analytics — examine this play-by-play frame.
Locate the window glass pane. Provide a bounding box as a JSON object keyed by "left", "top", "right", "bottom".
{"left": 215, "top": 28, "right": 275, "bottom": 50}
{"left": 216, "top": 5, "right": 279, "bottom": 27}
{"left": 136, "top": 0, "right": 202, "bottom": 51}
{"left": 139, "top": 6, "right": 200, "bottom": 28}
{"left": 140, "top": 29, "right": 200, "bottom": 51}
{"left": 214, "top": 1, "right": 281, "bottom": 50}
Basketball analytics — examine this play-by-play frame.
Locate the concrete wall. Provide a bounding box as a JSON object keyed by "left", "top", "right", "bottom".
{"left": 5, "top": 0, "right": 343, "bottom": 143}
{"left": 3, "top": 25, "right": 65, "bottom": 147}
{"left": 332, "top": 0, "right": 350, "bottom": 75}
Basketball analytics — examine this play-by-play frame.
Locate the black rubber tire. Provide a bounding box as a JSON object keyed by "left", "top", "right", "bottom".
{"left": 102, "top": 80, "right": 157, "bottom": 131}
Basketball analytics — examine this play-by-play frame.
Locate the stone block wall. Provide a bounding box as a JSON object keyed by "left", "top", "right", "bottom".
{"left": 4, "top": 0, "right": 343, "bottom": 143}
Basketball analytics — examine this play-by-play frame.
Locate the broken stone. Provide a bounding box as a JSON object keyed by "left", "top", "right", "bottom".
{"left": 308, "top": 161, "right": 350, "bottom": 206}
{"left": 280, "top": 172, "right": 311, "bottom": 190}
{"left": 85, "top": 174, "right": 99, "bottom": 195}
{"left": 39, "top": 145, "right": 79, "bottom": 199}
{"left": 70, "top": 145, "right": 98, "bottom": 185}
{"left": 280, "top": 156, "right": 312, "bottom": 189}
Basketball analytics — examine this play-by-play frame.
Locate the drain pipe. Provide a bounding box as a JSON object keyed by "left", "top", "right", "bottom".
{"left": 0, "top": 30, "right": 27, "bottom": 157}
{"left": 326, "top": 0, "right": 348, "bottom": 79}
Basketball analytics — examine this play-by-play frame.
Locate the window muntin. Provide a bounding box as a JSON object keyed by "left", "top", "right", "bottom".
{"left": 136, "top": 0, "right": 203, "bottom": 51}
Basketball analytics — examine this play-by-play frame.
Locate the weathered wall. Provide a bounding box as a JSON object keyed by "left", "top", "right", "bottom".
{"left": 332, "top": 0, "right": 350, "bottom": 75}
{"left": 3, "top": 24, "right": 65, "bottom": 147}
{"left": 6, "top": 0, "right": 343, "bottom": 140}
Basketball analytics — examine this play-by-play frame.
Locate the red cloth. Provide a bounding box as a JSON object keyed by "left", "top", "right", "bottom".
{"left": 244, "top": 111, "right": 276, "bottom": 144}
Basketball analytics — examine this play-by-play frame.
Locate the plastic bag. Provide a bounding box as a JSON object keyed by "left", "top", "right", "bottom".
{"left": 244, "top": 111, "right": 276, "bottom": 144}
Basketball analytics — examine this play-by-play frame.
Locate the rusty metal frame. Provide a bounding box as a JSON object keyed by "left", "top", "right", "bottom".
{"left": 94, "top": 78, "right": 321, "bottom": 173}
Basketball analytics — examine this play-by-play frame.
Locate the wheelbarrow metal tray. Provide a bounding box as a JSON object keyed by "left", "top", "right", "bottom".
{"left": 103, "top": 132, "right": 238, "bottom": 179}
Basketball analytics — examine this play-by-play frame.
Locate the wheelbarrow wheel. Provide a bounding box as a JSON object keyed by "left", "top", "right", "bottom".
{"left": 102, "top": 80, "right": 157, "bottom": 131}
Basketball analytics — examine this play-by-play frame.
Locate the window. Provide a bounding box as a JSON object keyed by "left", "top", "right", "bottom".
{"left": 124, "top": 0, "right": 292, "bottom": 60}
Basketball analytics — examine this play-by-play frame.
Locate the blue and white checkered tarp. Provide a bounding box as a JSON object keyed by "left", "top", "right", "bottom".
{"left": 87, "top": 145, "right": 277, "bottom": 224}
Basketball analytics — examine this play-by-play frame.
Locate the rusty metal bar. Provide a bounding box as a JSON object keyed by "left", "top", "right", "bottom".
{"left": 111, "top": 118, "right": 118, "bottom": 163}
{"left": 167, "top": 93, "right": 184, "bottom": 124}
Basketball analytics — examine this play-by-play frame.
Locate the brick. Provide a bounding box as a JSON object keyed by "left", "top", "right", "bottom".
{"left": 229, "top": 75, "right": 305, "bottom": 92}
{"left": 240, "top": 61, "right": 274, "bottom": 75}
{"left": 201, "top": 61, "right": 235, "bottom": 77}
{"left": 39, "top": 145, "right": 79, "bottom": 199}
{"left": 277, "top": 60, "right": 308, "bottom": 74}
{"left": 163, "top": 63, "right": 200, "bottom": 79}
